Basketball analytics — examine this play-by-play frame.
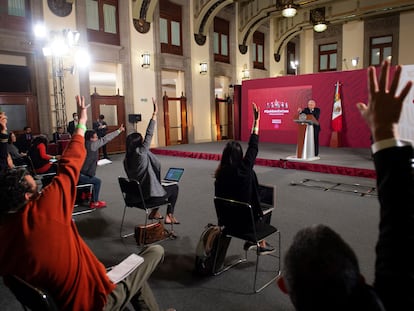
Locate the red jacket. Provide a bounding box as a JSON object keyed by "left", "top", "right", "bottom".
{"left": 0, "top": 134, "right": 115, "bottom": 310}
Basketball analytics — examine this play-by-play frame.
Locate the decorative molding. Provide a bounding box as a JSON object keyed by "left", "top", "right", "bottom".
{"left": 47, "top": 0, "right": 72, "bottom": 17}
{"left": 238, "top": 44, "right": 248, "bottom": 54}
{"left": 194, "top": 0, "right": 227, "bottom": 46}
{"left": 194, "top": 33, "right": 207, "bottom": 45}
{"left": 133, "top": 18, "right": 151, "bottom": 34}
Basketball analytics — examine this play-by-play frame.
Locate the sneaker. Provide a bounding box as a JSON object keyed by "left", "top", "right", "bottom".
{"left": 243, "top": 241, "right": 257, "bottom": 251}
{"left": 89, "top": 201, "right": 107, "bottom": 209}
{"left": 258, "top": 243, "right": 276, "bottom": 256}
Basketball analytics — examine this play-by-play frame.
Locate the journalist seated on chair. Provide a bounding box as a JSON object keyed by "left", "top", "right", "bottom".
{"left": 0, "top": 95, "right": 170, "bottom": 311}
{"left": 124, "top": 98, "right": 180, "bottom": 225}
{"left": 215, "top": 102, "right": 274, "bottom": 255}
{"left": 7, "top": 132, "right": 29, "bottom": 167}
{"left": 28, "top": 135, "right": 60, "bottom": 174}
{"left": 276, "top": 61, "right": 414, "bottom": 311}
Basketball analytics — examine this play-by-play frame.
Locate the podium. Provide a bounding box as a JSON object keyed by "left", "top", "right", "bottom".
{"left": 294, "top": 114, "right": 319, "bottom": 159}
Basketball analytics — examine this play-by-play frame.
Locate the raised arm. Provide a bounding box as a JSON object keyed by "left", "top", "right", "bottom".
{"left": 357, "top": 60, "right": 414, "bottom": 310}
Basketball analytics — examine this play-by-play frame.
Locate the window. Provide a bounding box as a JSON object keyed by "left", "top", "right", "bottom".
{"left": 214, "top": 17, "right": 230, "bottom": 63}
{"left": 286, "top": 41, "right": 296, "bottom": 75}
{"left": 319, "top": 43, "right": 337, "bottom": 72}
{"left": 252, "top": 31, "right": 264, "bottom": 70}
{"left": 86, "top": 0, "right": 120, "bottom": 45}
{"left": 0, "top": 0, "right": 30, "bottom": 32}
{"left": 370, "top": 35, "right": 392, "bottom": 66}
{"left": 159, "top": 0, "right": 183, "bottom": 56}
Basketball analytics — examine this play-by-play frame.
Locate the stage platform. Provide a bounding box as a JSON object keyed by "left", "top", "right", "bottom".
{"left": 152, "top": 141, "right": 376, "bottom": 179}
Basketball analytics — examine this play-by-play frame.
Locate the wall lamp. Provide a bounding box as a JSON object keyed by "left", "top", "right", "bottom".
{"left": 242, "top": 64, "right": 250, "bottom": 80}
{"left": 141, "top": 52, "right": 150, "bottom": 68}
{"left": 200, "top": 62, "right": 208, "bottom": 74}
{"left": 351, "top": 57, "right": 359, "bottom": 67}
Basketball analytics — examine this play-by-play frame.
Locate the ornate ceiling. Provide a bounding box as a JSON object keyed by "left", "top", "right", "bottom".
{"left": 134, "top": 0, "right": 414, "bottom": 54}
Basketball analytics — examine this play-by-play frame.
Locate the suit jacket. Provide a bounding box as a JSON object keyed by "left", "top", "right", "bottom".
{"left": 67, "top": 120, "right": 76, "bottom": 135}
{"left": 302, "top": 107, "right": 320, "bottom": 129}
{"left": 373, "top": 145, "right": 414, "bottom": 310}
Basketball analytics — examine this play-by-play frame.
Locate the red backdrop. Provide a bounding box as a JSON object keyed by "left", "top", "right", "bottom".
{"left": 240, "top": 68, "right": 390, "bottom": 148}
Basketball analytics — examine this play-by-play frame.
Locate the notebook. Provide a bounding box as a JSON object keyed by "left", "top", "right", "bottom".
{"left": 258, "top": 184, "right": 276, "bottom": 215}
{"left": 161, "top": 167, "right": 185, "bottom": 186}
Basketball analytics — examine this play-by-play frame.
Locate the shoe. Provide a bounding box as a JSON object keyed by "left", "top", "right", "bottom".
{"left": 258, "top": 243, "right": 276, "bottom": 256}
{"left": 148, "top": 211, "right": 163, "bottom": 220}
{"left": 89, "top": 201, "right": 107, "bottom": 209}
{"left": 165, "top": 216, "right": 180, "bottom": 224}
{"left": 243, "top": 241, "right": 257, "bottom": 251}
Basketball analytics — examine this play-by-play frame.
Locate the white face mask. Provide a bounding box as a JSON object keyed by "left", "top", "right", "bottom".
{"left": 74, "top": 116, "right": 78, "bottom": 121}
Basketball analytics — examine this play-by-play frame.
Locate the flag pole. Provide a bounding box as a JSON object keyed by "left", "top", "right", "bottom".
{"left": 329, "top": 81, "right": 342, "bottom": 147}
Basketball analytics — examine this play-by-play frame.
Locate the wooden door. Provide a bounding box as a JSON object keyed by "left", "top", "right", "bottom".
{"left": 163, "top": 93, "right": 188, "bottom": 146}
{"left": 215, "top": 95, "right": 233, "bottom": 140}
{"left": 90, "top": 93, "right": 126, "bottom": 154}
{"left": 0, "top": 93, "right": 39, "bottom": 134}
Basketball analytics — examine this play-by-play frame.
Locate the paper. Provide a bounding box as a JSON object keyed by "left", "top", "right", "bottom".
{"left": 97, "top": 158, "right": 112, "bottom": 166}
{"left": 107, "top": 253, "right": 144, "bottom": 284}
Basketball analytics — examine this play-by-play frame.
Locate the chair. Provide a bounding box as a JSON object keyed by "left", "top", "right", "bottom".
{"left": 4, "top": 275, "right": 58, "bottom": 311}
{"left": 213, "top": 197, "right": 281, "bottom": 293}
{"left": 72, "top": 183, "right": 95, "bottom": 216}
{"left": 26, "top": 156, "right": 56, "bottom": 188}
{"left": 118, "top": 177, "right": 172, "bottom": 239}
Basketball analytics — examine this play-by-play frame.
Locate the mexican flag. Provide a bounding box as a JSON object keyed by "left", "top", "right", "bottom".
{"left": 331, "top": 81, "right": 342, "bottom": 132}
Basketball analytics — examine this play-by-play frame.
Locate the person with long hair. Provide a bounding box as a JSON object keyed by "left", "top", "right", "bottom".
{"left": 214, "top": 102, "right": 274, "bottom": 255}
{"left": 124, "top": 98, "right": 179, "bottom": 225}
{"left": 28, "top": 135, "right": 58, "bottom": 174}
{"left": 7, "top": 132, "right": 27, "bottom": 166}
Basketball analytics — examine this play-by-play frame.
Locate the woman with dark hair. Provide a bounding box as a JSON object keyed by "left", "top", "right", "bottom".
{"left": 124, "top": 98, "right": 179, "bottom": 225}
{"left": 215, "top": 103, "right": 274, "bottom": 255}
{"left": 7, "top": 132, "right": 28, "bottom": 166}
{"left": 28, "top": 135, "right": 58, "bottom": 174}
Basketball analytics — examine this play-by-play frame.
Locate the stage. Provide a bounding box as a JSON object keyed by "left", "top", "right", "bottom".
{"left": 151, "top": 141, "right": 376, "bottom": 179}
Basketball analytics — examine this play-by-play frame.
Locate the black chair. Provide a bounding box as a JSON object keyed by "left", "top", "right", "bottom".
{"left": 26, "top": 156, "right": 56, "bottom": 188}
{"left": 72, "top": 183, "right": 95, "bottom": 216}
{"left": 118, "top": 177, "right": 172, "bottom": 239}
{"left": 213, "top": 197, "right": 281, "bottom": 293}
{"left": 4, "top": 275, "right": 58, "bottom": 311}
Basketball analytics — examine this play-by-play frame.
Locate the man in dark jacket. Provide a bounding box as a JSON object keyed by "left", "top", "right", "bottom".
{"left": 277, "top": 60, "right": 414, "bottom": 310}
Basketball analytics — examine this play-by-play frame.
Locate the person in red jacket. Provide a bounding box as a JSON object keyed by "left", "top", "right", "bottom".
{"left": 0, "top": 96, "right": 166, "bottom": 311}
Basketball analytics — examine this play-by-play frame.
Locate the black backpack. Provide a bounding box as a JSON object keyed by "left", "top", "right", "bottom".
{"left": 195, "top": 223, "right": 231, "bottom": 276}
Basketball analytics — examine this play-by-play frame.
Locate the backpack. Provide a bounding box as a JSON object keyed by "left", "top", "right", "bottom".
{"left": 195, "top": 223, "right": 231, "bottom": 276}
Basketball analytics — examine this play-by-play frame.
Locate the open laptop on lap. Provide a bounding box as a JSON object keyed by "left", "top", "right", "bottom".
{"left": 258, "top": 184, "right": 276, "bottom": 215}
{"left": 161, "top": 167, "right": 185, "bottom": 186}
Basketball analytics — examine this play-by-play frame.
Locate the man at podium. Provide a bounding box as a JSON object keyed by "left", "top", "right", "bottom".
{"left": 298, "top": 99, "right": 321, "bottom": 156}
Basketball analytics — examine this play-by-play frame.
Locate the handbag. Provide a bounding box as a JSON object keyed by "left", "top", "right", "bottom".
{"left": 134, "top": 222, "right": 169, "bottom": 245}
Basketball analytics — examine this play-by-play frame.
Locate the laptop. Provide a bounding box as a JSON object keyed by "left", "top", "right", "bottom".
{"left": 161, "top": 167, "right": 185, "bottom": 186}
{"left": 258, "top": 184, "right": 276, "bottom": 215}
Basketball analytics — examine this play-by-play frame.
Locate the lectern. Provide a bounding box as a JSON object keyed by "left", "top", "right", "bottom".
{"left": 294, "top": 114, "right": 319, "bottom": 159}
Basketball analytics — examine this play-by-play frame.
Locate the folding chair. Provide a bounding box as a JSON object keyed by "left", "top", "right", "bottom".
{"left": 4, "top": 275, "right": 58, "bottom": 311}
{"left": 72, "top": 183, "right": 95, "bottom": 216}
{"left": 26, "top": 156, "right": 56, "bottom": 188}
{"left": 118, "top": 177, "right": 172, "bottom": 239}
{"left": 213, "top": 197, "right": 281, "bottom": 293}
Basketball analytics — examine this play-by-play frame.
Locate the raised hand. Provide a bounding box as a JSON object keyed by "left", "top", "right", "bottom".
{"left": 152, "top": 98, "right": 158, "bottom": 115}
{"left": 357, "top": 60, "right": 412, "bottom": 142}
{"left": 253, "top": 102, "right": 260, "bottom": 121}
{"left": 76, "top": 95, "right": 88, "bottom": 125}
